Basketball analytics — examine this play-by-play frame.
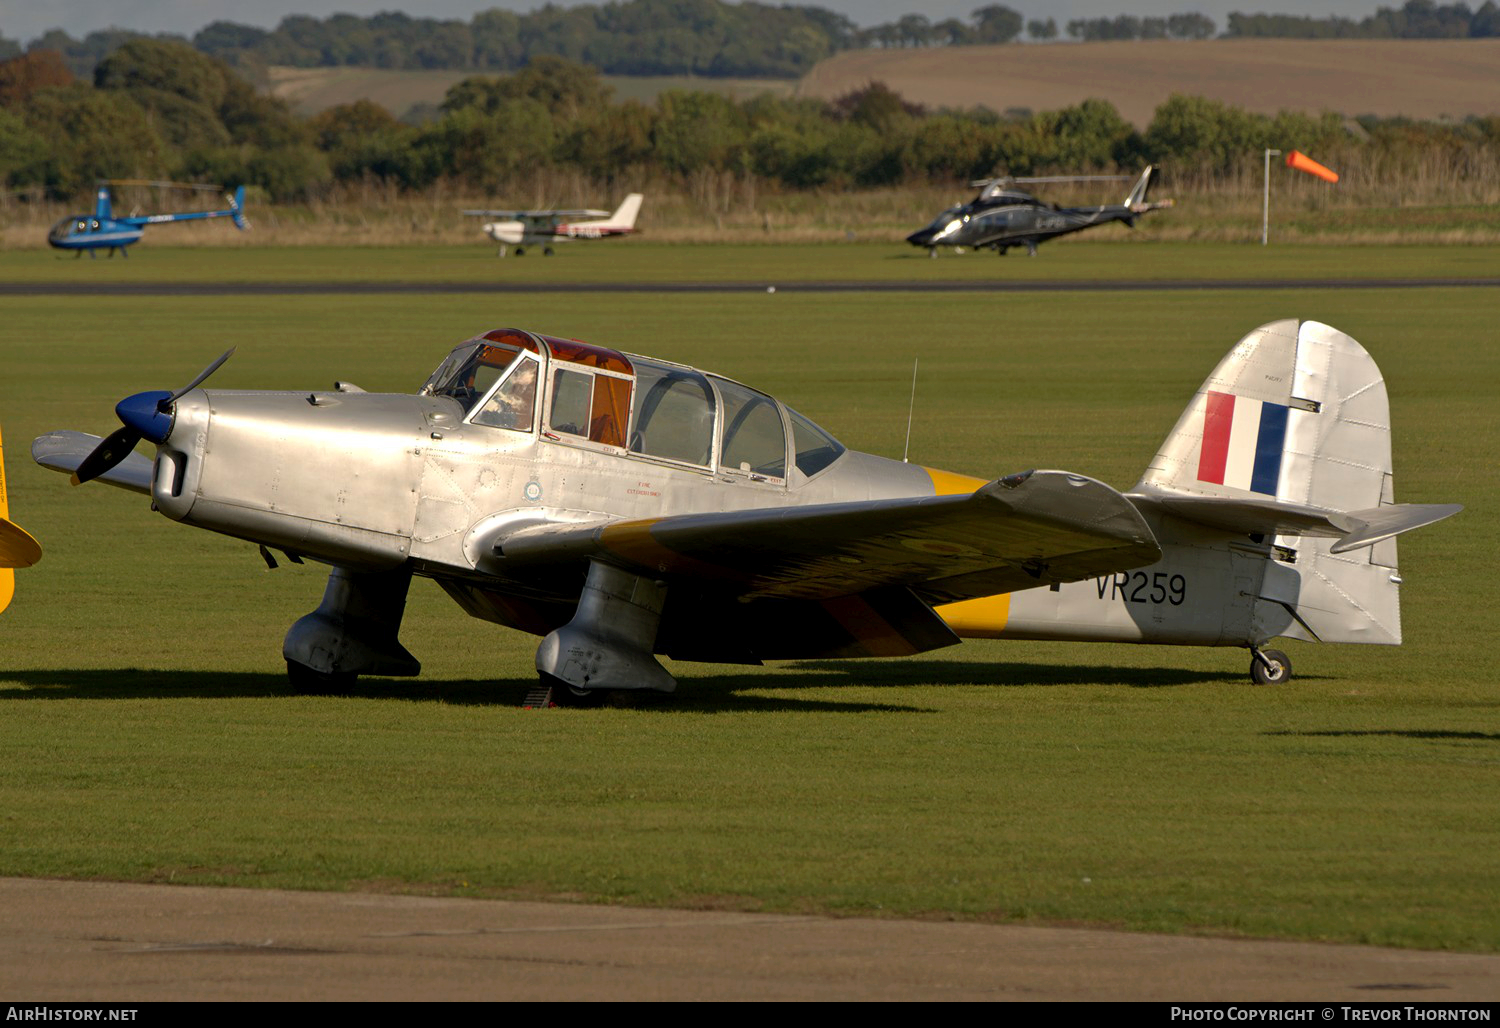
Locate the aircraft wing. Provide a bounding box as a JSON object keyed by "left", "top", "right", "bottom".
{"left": 460, "top": 209, "right": 609, "bottom": 220}
{"left": 0, "top": 517, "right": 41, "bottom": 568}
{"left": 491, "top": 470, "right": 1161, "bottom": 605}
{"left": 31, "top": 430, "right": 154, "bottom": 495}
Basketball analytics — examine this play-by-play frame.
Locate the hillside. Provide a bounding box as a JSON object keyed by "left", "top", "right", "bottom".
{"left": 796, "top": 38, "right": 1500, "bottom": 125}
{"left": 268, "top": 66, "right": 795, "bottom": 119}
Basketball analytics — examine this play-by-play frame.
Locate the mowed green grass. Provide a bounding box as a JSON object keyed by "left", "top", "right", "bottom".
{"left": 4, "top": 240, "right": 1500, "bottom": 285}
{"left": 0, "top": 251, "right": 1496, "bottom": 950}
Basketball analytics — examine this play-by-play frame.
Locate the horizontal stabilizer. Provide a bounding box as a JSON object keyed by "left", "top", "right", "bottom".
{"left": 1132, "top": 491, "right": 1461, "bottom": 552}
{"left": 1331, "top": 503, "right": 1463, "bottom": 553}
{"left": 32, "top": 430, "right": 154, "bottom": 495}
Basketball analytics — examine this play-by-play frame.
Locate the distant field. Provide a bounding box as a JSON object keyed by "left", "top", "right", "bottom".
{"left": 797, "top": 38, "right": 1500, "bottom": 125}
{"left": 267, "top": 66, "right": 794, "bottom": 119}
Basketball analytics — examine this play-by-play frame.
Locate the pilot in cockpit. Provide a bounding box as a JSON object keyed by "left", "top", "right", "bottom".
{"left": 472, "top": 358, "right": 538, "bottom": 432}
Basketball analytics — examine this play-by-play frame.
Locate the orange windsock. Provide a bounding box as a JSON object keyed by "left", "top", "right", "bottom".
{"left": 1285, "top": 150, "right": 1339, "bottom": 183}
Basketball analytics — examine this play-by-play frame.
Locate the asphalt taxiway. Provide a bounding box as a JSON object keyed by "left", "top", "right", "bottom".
{"left": 4, "top": 878, "right": 1497, "bottom": 1001}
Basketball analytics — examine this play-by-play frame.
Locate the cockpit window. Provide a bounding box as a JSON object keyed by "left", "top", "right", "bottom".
{"left": 424, "top": 342, "right": 524, "bottom": 415}
{"left": 925, "top": 206, "right": 964, "bottom": 232}
{"left": 471, "top": 356, "right": 539, "bottom": 432}
{"left": 786, "top": 407, "right": 845, "bottom": 478}
{"left": 548, "top": 367, "right": 592, "bottom": 437}
{"left": 544, "top": 365, "right": 630, "bottom": 448}
{"left": 713, "top": 377, "right": 785, "bottom": 479}
{"left": 630, "top": 360, "right": 715, "bottom": 467}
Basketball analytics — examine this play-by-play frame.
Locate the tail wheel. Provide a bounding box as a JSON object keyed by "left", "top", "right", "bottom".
{"left": 1250, "top": 648, "right": 1292, "bottom": 686}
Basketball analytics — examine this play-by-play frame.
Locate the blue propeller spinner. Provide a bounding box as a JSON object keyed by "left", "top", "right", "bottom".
{"left": 73, "top": 349, "right": 235, "bottom": 485}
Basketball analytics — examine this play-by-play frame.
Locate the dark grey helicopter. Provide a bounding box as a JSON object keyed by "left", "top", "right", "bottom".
{"left": 907, "top": 166, "right": 1172, "bottom": 257}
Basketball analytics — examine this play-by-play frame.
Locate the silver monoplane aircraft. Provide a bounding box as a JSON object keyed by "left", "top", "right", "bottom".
{"left": 34, "top": 320, "right": 1458, "bottom": 702}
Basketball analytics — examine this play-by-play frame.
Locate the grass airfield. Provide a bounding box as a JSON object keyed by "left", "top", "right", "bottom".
{"left": 4, "top": 239, "right": 1499, "bottom": 286}
{"left": 0, "top": 240, "right": 1496, "bottom": 952}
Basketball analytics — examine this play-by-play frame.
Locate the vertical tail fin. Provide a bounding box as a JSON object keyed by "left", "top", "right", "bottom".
{"left": 610, "top": 193, "right": 643, "bottom": 230}
{"left": 1134, "top": 319, "right": 1447, "bottom": 645}
{"left": 1123, "top": 166, "right": 1155, "bottom": 210}
{"left": 1136, "top": 319, "right": 1392, "bottom": 511}
{"left": 229, "top": 185, "right": 248, "bottom": 230}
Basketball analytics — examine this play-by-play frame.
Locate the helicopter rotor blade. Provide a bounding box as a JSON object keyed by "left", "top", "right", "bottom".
{"left": 969, "top": 175, "right": 1134, "bottom": 188}
{"left": 101, "top": 179, "right": 225, "bottom": 192}
{"left": 1012, "top": 175, "right": 1134, "bottom": 183}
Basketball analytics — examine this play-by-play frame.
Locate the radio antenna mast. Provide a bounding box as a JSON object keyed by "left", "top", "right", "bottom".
{"left": 902, "top": 358, "right": 918, "bottom": 463}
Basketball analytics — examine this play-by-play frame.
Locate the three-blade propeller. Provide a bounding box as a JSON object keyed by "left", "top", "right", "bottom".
{"left": 72, "top": 348, "right": 235, "bottom": 485}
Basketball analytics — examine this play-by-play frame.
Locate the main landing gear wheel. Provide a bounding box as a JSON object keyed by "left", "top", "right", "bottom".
{"left": 1250, "top": 648, "right": 1291, "bottom": 685}
{"left": 539, "top": 672, "right": 606, "bottom": 707}
{"left": 543, "top": 246, "right": 555, "bottom": 256}
{"left": 286, "top": 659, "right": 358, "bottom": 695}
{"left": 514, "top": 246, "right": 526, "bottom": 256}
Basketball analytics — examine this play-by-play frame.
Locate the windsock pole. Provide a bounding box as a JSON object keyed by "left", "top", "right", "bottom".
{"left": 1262, "top": 149, "right": 1281, "bottom": 246}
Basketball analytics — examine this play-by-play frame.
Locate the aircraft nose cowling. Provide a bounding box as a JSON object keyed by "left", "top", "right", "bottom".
{"left": 907, "top": 229, "right": 937, "bottom": 246}
{"left": 115, "top": 390, "right": 174, "bottom": 444}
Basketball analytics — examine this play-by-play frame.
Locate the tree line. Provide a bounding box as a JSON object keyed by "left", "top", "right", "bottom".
{"left": 1226, "top": 1, "right": 1499, "bottom": 38}
{"left": 2, "top": 41, "right": 1495, "bottom": 207}
{"left": 3, "top": 2, "right": 1497, "bottom": 84}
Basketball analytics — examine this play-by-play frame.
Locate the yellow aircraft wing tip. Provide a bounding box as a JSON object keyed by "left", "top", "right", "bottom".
{"left": 0, "top": 517, "right": 42, "bottom": 569}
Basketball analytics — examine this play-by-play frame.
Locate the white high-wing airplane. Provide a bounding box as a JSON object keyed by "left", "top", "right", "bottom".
{"left": 462, "top": 193, "right": 643, "bottom": 256}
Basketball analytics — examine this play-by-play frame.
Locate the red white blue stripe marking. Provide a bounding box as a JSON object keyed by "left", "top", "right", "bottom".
{"left": 1197, "top": 391, "right": 1289, "bottom": 495}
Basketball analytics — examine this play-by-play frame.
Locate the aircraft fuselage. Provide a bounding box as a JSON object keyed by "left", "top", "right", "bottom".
{"left": 34, "top": 321, "right": 1452, "bottom": 693}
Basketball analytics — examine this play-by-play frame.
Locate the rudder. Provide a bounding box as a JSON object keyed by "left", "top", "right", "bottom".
{"left": 611, "top": 193, "right": 644, "bottom": 229}
{"left": 1136, "top": 320, "right": 1418, "bottom": 646}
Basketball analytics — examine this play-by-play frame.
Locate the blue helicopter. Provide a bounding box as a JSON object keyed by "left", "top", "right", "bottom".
{"left": 47, "top": 181, "right": 248, "bottom": 257}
